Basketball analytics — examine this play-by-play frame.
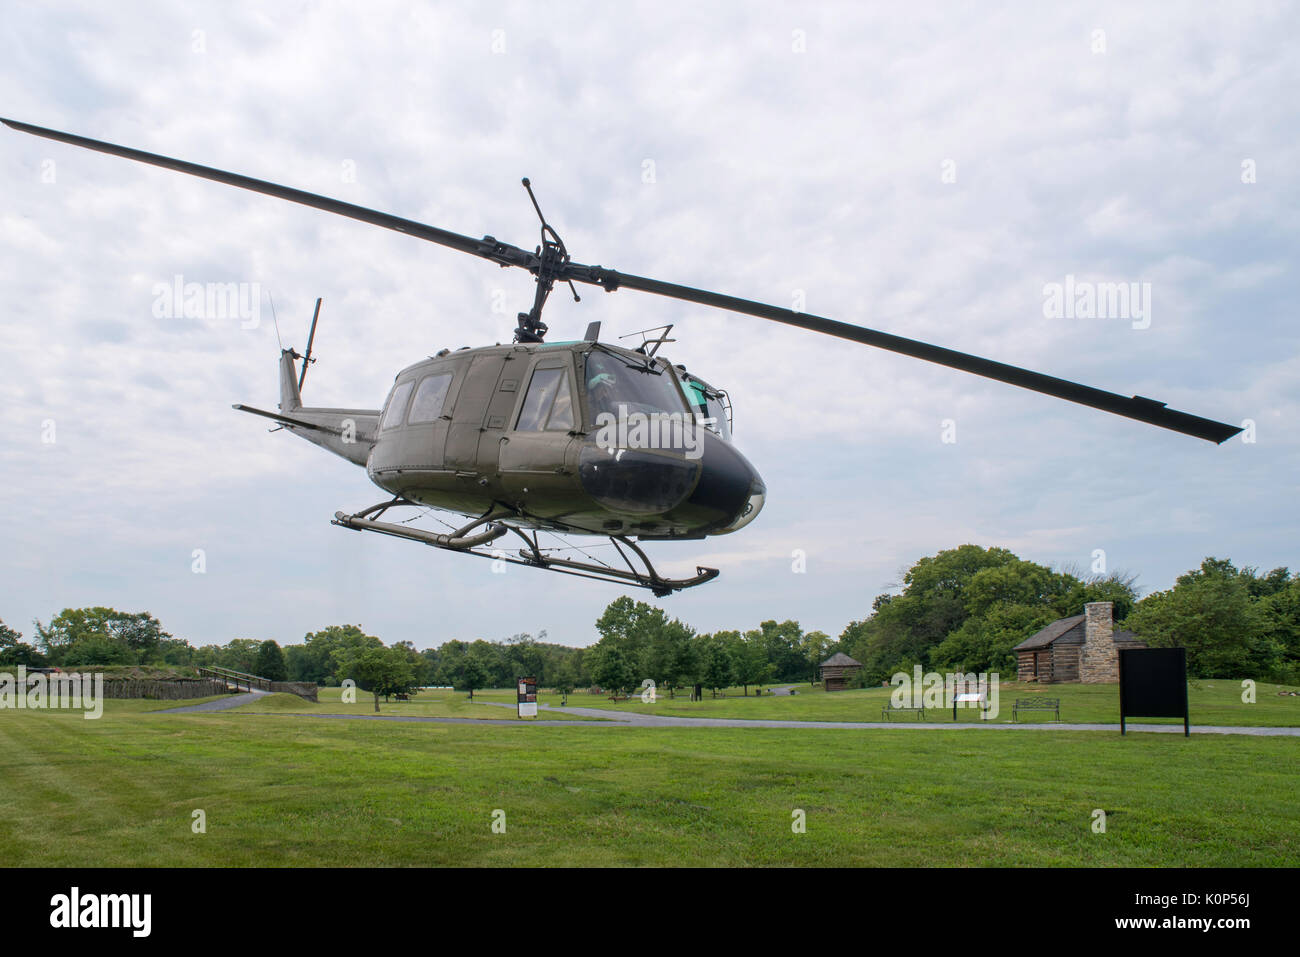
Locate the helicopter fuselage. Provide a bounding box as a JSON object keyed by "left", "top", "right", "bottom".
{"left": 278, "top": 339, "right": 766, "bottom": 540}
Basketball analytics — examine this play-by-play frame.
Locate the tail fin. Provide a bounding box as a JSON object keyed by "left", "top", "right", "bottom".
{"left": 241, "top": 350, "right": 379, "bottom": 467}
{"left": 279, "top": 349, "right": 302, "bottom": 412}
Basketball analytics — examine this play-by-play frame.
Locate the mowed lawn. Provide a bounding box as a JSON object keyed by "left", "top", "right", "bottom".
{"left": 228, "top": 687, "right": 601, "bottom": 721}
{"left": 0, "top": 701, "right": 1295, "bottom": 867}
{"left": 496, "top": 679, "right": 1300, "bottom": 726}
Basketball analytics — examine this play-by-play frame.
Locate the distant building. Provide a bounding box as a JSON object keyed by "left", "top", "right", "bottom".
{"left": 1013, "top": 601, "right": 1146, "bottom": 684}
{"left": 819, "top": 652, "right": 863, "bottom": 692}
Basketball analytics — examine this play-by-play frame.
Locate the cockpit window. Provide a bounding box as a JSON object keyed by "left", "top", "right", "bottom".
{"left": 680, "top": 375, "right": 732, "bottom": 441}
{"left": 584, "top": 351, "right": 688, "bottom": 425}
{"left": 516, "top": 366, "right": 575, "bottom": 432}
{"left": 380, "top": 380, "right": 414, "bottom": 431}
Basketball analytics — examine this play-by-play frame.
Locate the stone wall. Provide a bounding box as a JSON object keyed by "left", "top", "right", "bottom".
{"left": 1078, "top": 601, "right": 1119, "bottom": 683}
{"left": 100, "top": 678, "right": 230, "bottom": 699}
{"left": 269, "top": 681, "right": 318, "bottom": 701}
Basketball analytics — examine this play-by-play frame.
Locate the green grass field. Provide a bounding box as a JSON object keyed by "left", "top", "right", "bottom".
{"left": 489, "top": 679, "right": 1300, "bottom": 726}
{"left": 227, "top": 687, "right": 602, "bottom": 720}
{"left": 0, "top": 697, "right": 1295, "bottom": 867}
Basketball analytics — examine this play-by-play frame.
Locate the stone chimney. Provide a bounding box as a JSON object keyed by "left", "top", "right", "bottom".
{"left": 1078, "top": 601, "right": 1118, "bottom": 683}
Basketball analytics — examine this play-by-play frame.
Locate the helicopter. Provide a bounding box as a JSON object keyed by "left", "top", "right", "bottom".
{"left": 3, "top": 117, "right": 1242, "bottom": 596}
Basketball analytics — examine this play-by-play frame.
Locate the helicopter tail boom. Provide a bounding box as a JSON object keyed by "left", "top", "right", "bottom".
{"left": 232, "top": 350, "right": 379, "bottom": 466}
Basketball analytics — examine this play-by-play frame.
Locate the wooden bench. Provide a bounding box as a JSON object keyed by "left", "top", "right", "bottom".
{"left": 395, "top": 693, "right": 410, "bottom": 701}
{"left": 607, "top": 694, "right": 630, "bottom": 702}
{"left": 881, "top": 704, "right": 926, "bottom": 720}
{"left": 1012, "top": 697, "right": 1060, "bottom": 721}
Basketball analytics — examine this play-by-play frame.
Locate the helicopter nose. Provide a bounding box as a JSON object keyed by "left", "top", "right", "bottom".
{"left": 576, "top": 428, "right": 764, "bottom": 533}
{"left": 685, "top": 431, "right": 765, "bottom": 533}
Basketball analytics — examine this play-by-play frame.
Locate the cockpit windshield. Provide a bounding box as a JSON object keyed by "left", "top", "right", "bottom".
{"left": 583, "top": 350, "right": 688, "bottom": 424}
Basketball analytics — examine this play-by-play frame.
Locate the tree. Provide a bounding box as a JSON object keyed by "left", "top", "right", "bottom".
{"left": 504, "top": 632, "right": 546, "bottom": 686}
{"left": 932, "top": 603, "right": 1057, "bottom": 674}
{"left": 799, "top": 630, "right": 833, "bottom": 684}
{"left": 747, "top": 620, "right": 805, "bottom": 683}
{"left": 1123, "top": 558, "right": 1277, "bottom": 678}
{"left": 467, "top": 639, "right": 509, "bottom": 688}
{"left": 335, "top": 646, "right": 416, "bottom": 712}
{"left": 63, "top": 636, "right": 136, "bottom": 666}
{"left": 731, "top": 634, "right": 774, "bottom": 695}
{"left": 839, "top": 546, "right": 1141, "bottom": 684}
{"left": 594, "top": 596, "right": 672, "bottom": 685}
{"left": 457, "top": 655, "right": 489, "bottom": 700}
{"left": 154, "top": 637, "right": 195, "bottom": 666}
{"left": 254, "top": 640, "right": 287, "bottom": 681}
{"left": 389, "top": 641, "right": 431, "bottom": 689}
{"left": 292, "top": 624, "right": 383, "bottom": 684}
{"left": 553, "top": 657, "right": 577, "bottom": 703}
{"left": 220, "top": 639, "right": 263, "bottom": 674}
{"left": 645, "top": 618, "right": 696, "bottom": 695}
{"left": 0, "top": 620, "right": 46, "bottom": 667}
{"left": 1261, "top": 574, "right": 1300, "bottom": 682}
{"left": 697, "top": 636, "right": 733, "bottom": 696}
{"left": 433, "top": 639, "right": 469, "bottom": 686}
{"left": 587, "top": 643, "right": 636, "bottom": 696}
{"left": 34, "top": 608, "right": 173, "bottom": 666}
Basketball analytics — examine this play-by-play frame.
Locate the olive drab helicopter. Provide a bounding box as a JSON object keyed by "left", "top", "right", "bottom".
{"left": 3, "top": 118, "right": 1242, "bottom": 596}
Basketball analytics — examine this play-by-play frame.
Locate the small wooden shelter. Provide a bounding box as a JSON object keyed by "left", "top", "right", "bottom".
{"left": 819, "top": 652, "right": 862, "bottom": 692}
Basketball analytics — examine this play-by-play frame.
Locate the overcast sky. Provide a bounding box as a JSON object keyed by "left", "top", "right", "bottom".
{"left": 1, "top": 1, "right": 1296, "bottom": 652}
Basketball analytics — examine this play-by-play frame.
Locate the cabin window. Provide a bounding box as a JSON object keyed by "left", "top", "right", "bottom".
{"left": 516, "top": 366, "right": 574, "bottom": 432}
{"left": 407, "top": 372, "right": 454, "bottom": 424}
{"left": 380, "top": 380, "right": 414, "bottom": 431}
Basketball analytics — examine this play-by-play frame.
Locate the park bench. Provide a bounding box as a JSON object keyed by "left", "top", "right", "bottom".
{"left": 1012, "top": 697, "right": 1060, "bottom": 722}
{"left": 881, "top": 704, "right": 926, "bottom": 720}
{"left": 395, "top": 693, "right": 409, "bottom": 701}
{"left": 608, "top": 694, "right": 630, "bottom": 702}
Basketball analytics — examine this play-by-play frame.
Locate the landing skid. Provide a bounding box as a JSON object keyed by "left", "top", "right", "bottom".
{"left": 330, "top": 500, "right": 719, "bottom": 596}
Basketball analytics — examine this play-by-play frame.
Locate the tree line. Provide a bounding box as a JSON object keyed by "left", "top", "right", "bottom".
{"left": 4, "top": 546, "right": 1295, "bottom": 693}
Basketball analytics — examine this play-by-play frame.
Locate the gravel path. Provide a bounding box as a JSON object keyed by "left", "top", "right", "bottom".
{"left": 153, "top": 689, "right": 270, "bottom": 713}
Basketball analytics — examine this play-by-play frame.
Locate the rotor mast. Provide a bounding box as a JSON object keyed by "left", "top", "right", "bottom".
{"left": 512, "top": 178, "right": 581, "bottom": 343}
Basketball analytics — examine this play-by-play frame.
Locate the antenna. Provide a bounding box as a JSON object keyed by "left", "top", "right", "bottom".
{"left": 268, "top": 290, "right": 284, "bottom": 351}
{"left": 298, "top": 297, "right": 322, "bottom": 391}
{"left": 619, "top": 324, "right": 676, "bottom": 357}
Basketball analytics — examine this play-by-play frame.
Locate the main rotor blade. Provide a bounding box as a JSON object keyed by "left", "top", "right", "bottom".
{"left": 3, "top": 118, "right": 1240, "bottom": 443}
{"left": 0, "top": 117, "right": 538, "bottom": 271}
{"left": 560, "top": 266, "right": 1242, "bottom": 444}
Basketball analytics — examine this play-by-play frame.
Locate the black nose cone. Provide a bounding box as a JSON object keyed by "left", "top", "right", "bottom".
{"left": 683, "top": 432, "right": 765, "bottom": 532}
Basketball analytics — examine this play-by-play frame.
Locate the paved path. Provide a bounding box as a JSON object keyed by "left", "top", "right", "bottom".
{"left": 237, "top": 712, "right": 605, "bottom": 727}
{"left": 154, "top": 689, "right": 270, "bottom": 713}
{"left": 192, "top": 698, "right": 1300, "bottom": 736}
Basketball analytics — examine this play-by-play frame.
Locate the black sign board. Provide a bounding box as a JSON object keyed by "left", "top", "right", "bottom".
{"left": 1118, "top": 648, "right": 1189, "bottom": 736}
